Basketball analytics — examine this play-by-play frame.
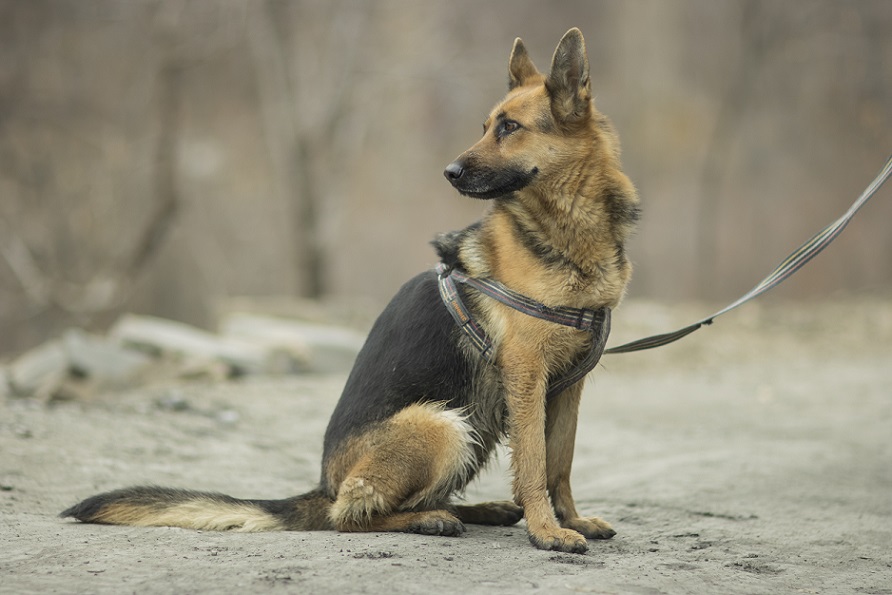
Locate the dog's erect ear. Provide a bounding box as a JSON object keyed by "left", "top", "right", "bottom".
{"left": 508, "top": 38, "right": 540, "bottom": 90}
{"left": 546, "top": 28, "right": 592, "bottom": 125}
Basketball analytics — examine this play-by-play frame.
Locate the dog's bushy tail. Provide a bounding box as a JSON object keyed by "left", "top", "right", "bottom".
{"left": 60, "top": 486, "right": 334, "bottom": 532}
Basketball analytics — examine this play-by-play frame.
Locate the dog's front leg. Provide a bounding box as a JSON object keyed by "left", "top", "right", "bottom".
{"left": 501, "top": 348, "right": 589, "bottom": 554}
{"left": 545, "top": 383, "right": 616, "bottom": 540}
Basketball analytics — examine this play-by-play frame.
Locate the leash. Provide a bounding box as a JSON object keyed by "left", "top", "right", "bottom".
{"left": 436, "top": 263, "right": 611, "bottom": 399}
{"left": 605, "top": 153, "right": 892, "bottom": 354}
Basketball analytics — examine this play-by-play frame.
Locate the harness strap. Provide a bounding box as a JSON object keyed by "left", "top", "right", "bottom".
{"left": 544, "top": 308, "right": 610, "bottom": 399}
{"left": 436, "top": 263, "right": 610, "bottom": 398}
{"left": 437, "top": 265, "right": 495, "bottom": 363}
{"left": 446, "top": 267, "right": 599, "bottom": 331}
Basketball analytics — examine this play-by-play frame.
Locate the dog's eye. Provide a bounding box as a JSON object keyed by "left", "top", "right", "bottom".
{"left": 497, "top": 120, "right": 521, "bottom": 138}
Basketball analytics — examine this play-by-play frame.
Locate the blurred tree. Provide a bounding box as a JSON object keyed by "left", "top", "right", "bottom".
{"left": 247, "top": 0, "right": 371, "bottom": 298}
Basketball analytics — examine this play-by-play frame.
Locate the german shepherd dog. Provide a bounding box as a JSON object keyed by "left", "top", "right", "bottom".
{"left": 62, "top": 28, "right": 639, "bottom": 554}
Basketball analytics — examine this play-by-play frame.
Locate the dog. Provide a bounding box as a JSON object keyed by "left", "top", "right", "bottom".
{"left": 61, "top": 28, "right": 639, "bottom": 554}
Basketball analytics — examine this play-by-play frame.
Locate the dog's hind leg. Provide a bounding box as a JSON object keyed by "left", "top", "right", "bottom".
{"left": 327, "top": 403, "right": 476, "bottom": 536}
{"left": 451, "top": 501, "right": 524, "bottom": 526}
{"left": 545, "top": 383, "right": 615, "bottom": 540}
{"left": 336, "top": 507, "right": 466, "bottom": 536}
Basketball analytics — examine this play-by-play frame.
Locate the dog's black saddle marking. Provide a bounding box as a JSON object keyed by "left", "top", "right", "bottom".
{"left": 436, "top": 263, "right": 611, "bottom": 399}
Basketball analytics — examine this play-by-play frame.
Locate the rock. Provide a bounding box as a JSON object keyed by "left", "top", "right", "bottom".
{"left": 109, "top": 314, "right": 272, "bottom": 376}
{"left": 2, "top": 309, "right": 366, "bottom": 402}
{"left": 62, "top": 329, "right": 152, "bottom": 386}
{"left": 219, "top": 313, "right": 365, "bottom": 373}
{"left": 4, "top": 331, "right": 155, "bottom": 400}
{"left": 6, "top": 339, "right": 68, "bottom": 398}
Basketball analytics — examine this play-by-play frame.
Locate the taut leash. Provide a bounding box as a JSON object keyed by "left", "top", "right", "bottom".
{"left": 605, "top": 153, "right": 892, "bottom": 354}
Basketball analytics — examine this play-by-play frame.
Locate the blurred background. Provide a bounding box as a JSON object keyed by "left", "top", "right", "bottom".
{"left": 1, "top": 0, "right": 890, "bottom": 356}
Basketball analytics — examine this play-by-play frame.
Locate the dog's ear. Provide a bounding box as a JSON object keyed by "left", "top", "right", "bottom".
{"left": 546, "top": 28, "right": 592, "bottom": 126}
{"left": 508, "top": 38, "right": 540, "bottom": 90}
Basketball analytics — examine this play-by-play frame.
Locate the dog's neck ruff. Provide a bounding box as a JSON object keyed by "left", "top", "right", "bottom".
{"left": 435, "top": 263, "right": 611, "bottom": 399}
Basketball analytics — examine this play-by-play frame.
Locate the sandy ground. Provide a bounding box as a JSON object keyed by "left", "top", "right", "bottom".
{"left": 2, "top": 298, "right": 891, "bottom": 595}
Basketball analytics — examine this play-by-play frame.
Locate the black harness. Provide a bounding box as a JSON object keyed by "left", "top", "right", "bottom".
{"left": 435, "top": 263, "right": 610, "bottom": 399}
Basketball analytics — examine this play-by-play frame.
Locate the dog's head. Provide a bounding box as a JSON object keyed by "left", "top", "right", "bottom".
{"left": 444, "top": 28, "right": 613, "bottom": 201}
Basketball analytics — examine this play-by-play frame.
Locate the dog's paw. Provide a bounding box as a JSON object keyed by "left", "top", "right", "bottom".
{"left": 528, "top": 527, "right": 588, "bottom": 554}
{"left": 561, "top": 516, "right": 616, "bottom": 540}
{"left": 406, "top": 511, "right": 466, "bottom": 537}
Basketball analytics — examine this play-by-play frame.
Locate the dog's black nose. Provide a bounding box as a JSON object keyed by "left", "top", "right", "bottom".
{"left": 444, "top": 161, "right": 464, "bottom": 181}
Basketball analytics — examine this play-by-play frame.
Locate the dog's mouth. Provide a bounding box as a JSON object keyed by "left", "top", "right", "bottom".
{"left": 444, "top": 162, "right": 539, "bottom": 200}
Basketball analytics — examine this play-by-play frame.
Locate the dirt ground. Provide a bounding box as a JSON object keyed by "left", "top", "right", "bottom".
{"left": 2, "top": 298, "right": 891, "bottom": 595}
